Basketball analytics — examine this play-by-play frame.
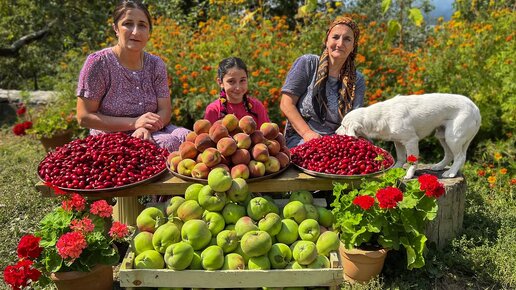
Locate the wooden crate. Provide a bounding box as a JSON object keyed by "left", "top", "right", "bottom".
{"left": 119, "top": 245, "right": 343, "bottom": 289}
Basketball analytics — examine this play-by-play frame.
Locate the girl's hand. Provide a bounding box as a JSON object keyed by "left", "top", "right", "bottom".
{"left": 131, "top": 127, "right": 154, "bottom": 142}
{"left": 302, "top": 130, "right": 321, "bottom": 142}
{"left": 135, "top": 112, "right": 164, "bottom": 132}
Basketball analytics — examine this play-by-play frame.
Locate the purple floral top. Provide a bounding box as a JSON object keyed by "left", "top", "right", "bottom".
{"left": 76, "top": 48, "right": 190, "bottom": 152}
{"left": 76, "top": 47, "right": 169, "bottom": 117}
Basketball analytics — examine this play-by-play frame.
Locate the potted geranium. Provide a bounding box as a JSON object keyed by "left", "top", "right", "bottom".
{"left": 331, "top": 156, "right": 445, "bottom": 283}
{"left": 2, "top": 187, "right": 131, "bottom": 290}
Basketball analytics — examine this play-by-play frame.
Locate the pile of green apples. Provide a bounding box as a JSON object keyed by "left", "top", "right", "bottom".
{"left": 132, "top": 168, "right": 340, "bottom": 271}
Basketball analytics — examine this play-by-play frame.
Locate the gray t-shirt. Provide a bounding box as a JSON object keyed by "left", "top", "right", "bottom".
{"left": 281, "top": 54, "right": 366, "bottom": 148}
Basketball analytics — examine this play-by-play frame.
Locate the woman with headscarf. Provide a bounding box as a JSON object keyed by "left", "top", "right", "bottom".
{"left": 280, "top": 16, "right": 365, "bottom": 148}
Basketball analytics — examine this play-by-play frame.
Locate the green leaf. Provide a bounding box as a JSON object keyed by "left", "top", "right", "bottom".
{"left": 417, "top": 197, "right": 439, "bottom": 221}
{"left": 408, "top": 8, "right": 424, "bottom": 27}
{"left": 44, "top": 249, "right": 63, "bottom": 273}
{"left": 398, "top": 194, "right": 418, "bottom": 209}
{"left": 381, "top": 0, "right": 392, "bottom": 15}
{"left": 401, "top": 234, "right": 427, "bottom": 269}
{"left": 387, "top": 20, "right": 401, "bottom": 40}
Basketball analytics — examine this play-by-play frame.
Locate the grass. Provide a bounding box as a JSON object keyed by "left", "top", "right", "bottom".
{"left": 0, "top": 129, "right": 514, "bottom": 290}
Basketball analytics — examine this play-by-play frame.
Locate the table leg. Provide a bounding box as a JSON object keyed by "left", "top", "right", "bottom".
{"left": 113, "top": 196, "right": 143, "bottom": 226}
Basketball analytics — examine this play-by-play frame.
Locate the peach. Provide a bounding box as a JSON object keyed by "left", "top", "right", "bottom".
{"left": 186, "top": 131, "right": 198, "bottom": 143}
{"left": 212, "top": 163, "right": 230, "bottom": 172}
{"left": 169, "top": 155, "right": 183, "bottom": 171}
{"left": 221, "top": 114, "right": 239, "bottom": 132}
{"left": 275, "top": 133, "right": 286, "bottom": 147}
{"left": 233, "top": 133, "right": 252, "bottom": 150}
{"left": 193, "top": 119, "right": 212, "bottom": 135}
{"left": 217, "top": 137, "right": 238, "bottom": 157}
{"left": 260, "top": 122, "right": 280, "bottom": 140}
{"left": 248, "top": 160, "right": 265, "bottom": 177}
{"left": 201, "top": 148, "right": 222, "bottom": 167}
{"left": 219, "top": 154, "right": 229, "bottom": 165}
{"left": 265, "top": 140, "right": 281, "bottom": 155}
{"left": 231, "top": 149, "right": 251, "bottom": 165}
{"left": 264, "top": 156, "right": 281, "bottom": 173}
{"left": 195, "top": 133, "right": 216, "bottom": 152}
{"left": 238, "top": 115, "right": 257, "bottom": 134}
{"left": 274, "top": 152, "right": 290, "bottom": 168}
{"left": 209, "top": 122, "right": 230, "bottom": 143}
{"left": 231, "top": 164, "right": 250, "bottom": 180}
{"left": 251, "top": 143, "right": 269, "bottom": 162}
{"left": 196, "top": 153, "right": 203, "bottom": 163}
{"left": 177, "top": 159, "right": 197, "bottom": 176}
{"left": 229, "top": 126, "right": 243, "bottom": 136}
{"left": 167, "top": 151, "right": 180, "bottom": 164}
{"left": 191, "top": 163, "right": 210, "bottom": 179}
{"left": 249, "top": 130, "right": 265, "bottom": 146}
{"left": 179, "top": 141, "right": 198, "bottom": 160}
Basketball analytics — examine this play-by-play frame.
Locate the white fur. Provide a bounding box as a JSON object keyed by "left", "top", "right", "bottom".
{"left": 336, "top": 93, "right": 481, "bottom": 179}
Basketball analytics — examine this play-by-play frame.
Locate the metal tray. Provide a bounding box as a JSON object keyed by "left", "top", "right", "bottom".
{"left": 38, "top": 167, "right": 168, "bottom": 193}
{"left": 167, "top": 162, "right": 291, "bottom": 184}
{"left": 292, "top": 161, "right": 394, "bottom": 180}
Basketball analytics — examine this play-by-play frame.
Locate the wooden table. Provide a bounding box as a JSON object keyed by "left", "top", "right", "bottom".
{"left": 35, "top": 167, "right": 362, "bottom": 226}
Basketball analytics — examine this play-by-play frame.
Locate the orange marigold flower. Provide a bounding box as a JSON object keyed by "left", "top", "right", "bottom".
{"left": 199, "top": 87, "right": 207, "bottom": 93}
{"left": 477, "top": 170, "right": 486, "bottom": 177}
{"left": 499, "top": 168, "right": 507, "bottom": 175}
{"left": 494, "top": 153, "right": 502, "bottom": 161}
{"left": 511, "top": 178, "right": 516, "bottom": 185}
{"left": 191, "top": 71, "right": 199, "bottom": 78}
{"left": 174, "top": 64, "right": 182, "bottom": 70}
{"left": 251, "top": 70, "right": 260, "bottom": 77}
{"left": 210, "top": 89, "right": 218, "bottom": 96}
{"left": 487, "top": 176, "right": 496, "bottom": 184}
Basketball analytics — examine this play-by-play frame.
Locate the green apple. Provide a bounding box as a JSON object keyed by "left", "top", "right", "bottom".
{"left": 177, "top": 200, "right": 204, "bottom": 221}
{"left": 268, "top": 243, "right": 292, "bottom": 269}
{"left": 282, "top": 201, "right": 307, "bottom": 224}
{"left": 258, "top": 212, "right": 282, "bottom": 237}
{"left": 201, "top": 245, "right": 225, "bottom": 270}
{"left": 222, "top": 253, "right": 246, "bottom": 270}
{"left": 227, "top": 178, "right": 250, "bottom": 203}
{"left": 207, "top": 167, "right": 233, "bottom": 192}
{"left": 304, "top": 204, "right": 319, "bottom": 221}
{"left": 285, "top": 261, "right": 306, "bottom": 269}
{"left": 164, "top": 241, "right": 194, "bottom": 270}
{"left": 133, "top": 231, "right": 154, "bottom": 255}
{"left": 202, "top": 211, "right": 226, "bottom": 236}
{"left": 261, "top": 195, "right": 280, "bottom": 215}
{"left": 298, "top": 219, "right": 320, "bottom": 242}
{"left": 166, "top": 196, "right": 186, "bottom": 217}
{"left": 222, "top": 203, "right": 246, "bottom": 224}
{"left": 240, "top": 230, "right": 272, "bottom": 257}
{"left": 134, "top": 250, "right": 164, "bottom": 269}
{"left": 234, "top": 216, "right": 259, "bottom": 238}
{"left": 292, "top": 241, "right": 318, "bottom": 265}
{"left": 137, "top": 207, "right": 165, "bottom": 233}
{"left": 152, "top": 223, "right": 181, "bottom": 253}
{"left": 316, "top": 231, "right": 340, "bottom": 256}
{"left": 181, "top": 219, "right": 212, "bottom": 250}
{"left": 307, "top": 255, "right": 330, "bottom": 269}
{"left": 289, "top": 190, "right": 314, "bottom": 204}
{"left": 247, "top": 197, "right": 274, "bottom": 221}
{"left": 316, "top": 206, "right": 334, "bottom": 228}
{"left": 276, "top": 219, "right": 299, "bottom": 245}
{"left": 188, "top": 251, "right": 202, "bottom": 269}
{"left": 216, "top": 230, "right": 239, "bottom": 253}
{"left": 168, "top": 216, "right": 184, "bottom": 232}
{"left": 234, "top": 244, "right": 250, "bottom": 264}
{"left": 198, "top": 185, "right": 227, "bottom": 212}
{"left": 185, "top": 183, "right": 204, "bottom": 201}
{"left": 248, "top": 255, "right": 271, "bottom": 270}
{"left": 225, "top": 224, "right": 236, "bottom": 230}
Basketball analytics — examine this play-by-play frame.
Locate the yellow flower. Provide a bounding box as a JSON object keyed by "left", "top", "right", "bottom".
{"left": 487, "top": 176, "right": 496, "bottom": 184}
{"left": 494, "top": 153, "right": 502, "bottom": 161}
{"left": 500, "top": 168, "right": 507, "bottom": 175}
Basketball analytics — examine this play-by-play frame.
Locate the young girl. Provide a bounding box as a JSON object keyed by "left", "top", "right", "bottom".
{"left": 204, "top": 57, "right": 270, "bottom": 127}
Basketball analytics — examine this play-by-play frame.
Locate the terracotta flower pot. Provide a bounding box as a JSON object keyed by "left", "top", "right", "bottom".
{"left": 339, "top": 243, "right": 388, "bottom": 284}
{"left": 40, "top": 131, "right": 73, "bottom": 152}
{"left": 50, "top": 264, "right": 113, "bottom": 290}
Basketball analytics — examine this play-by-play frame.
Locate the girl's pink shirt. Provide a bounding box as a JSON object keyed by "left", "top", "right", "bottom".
{"left": 204, "top": 97, "right": 270, "bottom": 128}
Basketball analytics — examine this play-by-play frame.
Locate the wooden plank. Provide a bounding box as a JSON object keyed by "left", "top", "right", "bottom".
{"left": 35, "top": 167, "right": 361, "bottom": 198}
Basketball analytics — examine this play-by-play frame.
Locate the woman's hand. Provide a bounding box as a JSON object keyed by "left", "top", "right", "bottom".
{"left": 135, "top": 112, "right": 164, "bottom": 132}
{"left": 302, "top": 130, "right": 321, "bottom": 142}
{"left": 131, "top": 127, "right": 154, "bottom": 142}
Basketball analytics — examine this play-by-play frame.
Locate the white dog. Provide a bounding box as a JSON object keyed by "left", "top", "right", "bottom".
{"left": 336, "top": 93, "right": 481, "bottom": 179}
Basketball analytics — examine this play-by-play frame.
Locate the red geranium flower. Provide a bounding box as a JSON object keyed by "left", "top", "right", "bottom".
{"left": 12, "top": 123, "right": 27, "bottom": 136}
{"left": 3, "top": 259, "right": 41, "bottom": 290}
{"left": 56, "top": 231, "right": 87, "bottom": 260}
{"left": 61, "top": 193, "right": 86, "bottom": 212}
{"left": 352, "top": 195, "right": 375, "bottom": 210}
{"left": 376, "top": 186, "right": 404, "bottom": 209}
{"left": 418, "top": 174, "right": 445, "bottom": 198}
{"left": 17, "top": 234, "right": 43, "bottom": 260}
{"left": 70, "top": 217, "right": 95, "bottom": 233}
{"left": 109, "top": 221, "right": 129, "bottom": 239}
{"left": 16, "top": 105, "right": 26, "bottom": 116}
{"left": 407, "top": 155, "right": 418, "bottom": 163}
{"left": 90, "top": 200, "right": 113, "bottom": 218}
